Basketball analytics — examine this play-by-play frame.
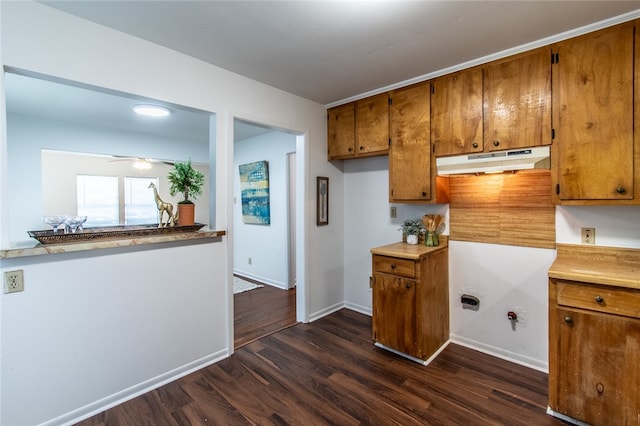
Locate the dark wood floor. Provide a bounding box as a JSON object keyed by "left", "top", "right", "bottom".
{"left": 77, "top": 309, "right": 567, "bottom": 426}
{"left": 233, "top": 278, "right": 297, "bottom": 348}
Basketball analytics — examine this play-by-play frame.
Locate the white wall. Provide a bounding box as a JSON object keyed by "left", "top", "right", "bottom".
{"left": 448, "top": 241, "right": 555, "bottom": 370}
{"left": 341, "top": 159, "right": 640, "bottom": 371}
{"left": 1, "top": 242, "right": 227, "bottom": 426}
{"left": 0, "top": 2, "right": 339, "bottom": 425}
{"left": 342, "top": 157, "right": 448, "bottom": 314}
{"left": 557, "top": 205, "right": 640, "bottom": 248}
{"left": 233, "top": 131, "right": 296, "bottom": 288}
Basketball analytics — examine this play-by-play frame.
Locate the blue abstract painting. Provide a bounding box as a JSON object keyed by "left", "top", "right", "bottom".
{"left": 239, "top": 161, "right": 271, "bottom": 225}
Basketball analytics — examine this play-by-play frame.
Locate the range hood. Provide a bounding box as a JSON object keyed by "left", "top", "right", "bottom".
{"left": 436, "top": 146, "right": 550, "bottom": 175}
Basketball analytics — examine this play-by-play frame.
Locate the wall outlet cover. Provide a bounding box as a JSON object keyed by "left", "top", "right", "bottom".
{"left": 4, "top": 270, "right": 24, "bottom": 293}
{"left": 581, "top": 227, "right": 595, "bottom": 244}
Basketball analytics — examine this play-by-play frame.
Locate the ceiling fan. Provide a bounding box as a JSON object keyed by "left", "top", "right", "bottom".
{"left": 109, "top": 155, "right": 175, "bottom": 169}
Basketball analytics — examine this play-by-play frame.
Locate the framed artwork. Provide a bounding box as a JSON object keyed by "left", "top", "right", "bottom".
{"left": 317, "top": 176, "right": 329, "bottom": 226}
{"left": 239, "top": 161, "right": 271, "bottom": 225}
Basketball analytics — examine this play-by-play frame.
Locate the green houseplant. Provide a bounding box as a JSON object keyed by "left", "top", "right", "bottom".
{"left": 167, "top": 160, "right": 205, "bottom": 226}
{"left": 400, "top": 219, "right": 425, "bottom": 245}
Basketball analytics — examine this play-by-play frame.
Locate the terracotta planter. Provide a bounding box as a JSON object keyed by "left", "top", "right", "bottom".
{"left": 177, "top": 203, "right": 195, "bottom": 227}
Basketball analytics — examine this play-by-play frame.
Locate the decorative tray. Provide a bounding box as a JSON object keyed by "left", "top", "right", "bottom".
{"left": 27, "top": 223, "right": 206, "bottom": 245}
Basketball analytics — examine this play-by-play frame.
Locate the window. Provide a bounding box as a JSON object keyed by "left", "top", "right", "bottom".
{"left": 124, "top": 177, "right": 159, "bottom": 225}
{"left": 77, "top": 175, "right": 160, "bottom": 226}
{"left": 77, "top": 175, "right": 118, "bottom": 227}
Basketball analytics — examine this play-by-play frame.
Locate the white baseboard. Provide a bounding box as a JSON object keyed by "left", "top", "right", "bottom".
{"left": 46, "top": 349, "right": 229, "bottom": 426}
{"left": 546, "top": 407, "right": 589, "bottom": 425}
{"left": 450, "top": 334, "right": 548, "bottom": 372}
{"left": 343, "top": 301, "right": 371, "bottom": 316}
{"left": 233, "top": 269, "right": 287, "bottom": 289}
{"left": 375, "top": 340, "right": 450, "bottom": 366}
{"left": 308, "top": 301, "right": 345, "bottom": 322}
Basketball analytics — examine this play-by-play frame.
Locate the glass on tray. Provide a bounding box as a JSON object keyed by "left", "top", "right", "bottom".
{"left": 42, "top": 215, "right": 69, "bottom": 233}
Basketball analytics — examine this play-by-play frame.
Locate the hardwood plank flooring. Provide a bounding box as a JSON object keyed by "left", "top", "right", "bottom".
{"left": 234, "top": 278, "right": 297, "bottom": 348}
{"left": 76, "top": 309, "right": 568, "bottom": 426}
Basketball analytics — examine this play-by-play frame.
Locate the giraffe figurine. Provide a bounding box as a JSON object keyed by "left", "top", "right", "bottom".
{"left": 148, "top": 183, "right": 176, "bottom": 227}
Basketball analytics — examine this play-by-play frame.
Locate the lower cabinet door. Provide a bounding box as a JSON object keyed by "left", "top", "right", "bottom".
{"left": 372, "top": 273, "right": 417, "bottom": 357}
{"left": 555, "top": 308, "right": 640, "bottom": 425}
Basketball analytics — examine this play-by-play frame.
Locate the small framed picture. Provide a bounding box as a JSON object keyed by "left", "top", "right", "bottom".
{"left": 316, "top": 177, "right": 329, "bottom": 226}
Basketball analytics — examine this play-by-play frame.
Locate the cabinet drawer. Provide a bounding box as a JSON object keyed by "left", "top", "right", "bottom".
{"left": 556, "top": 281, "right": 640, "bottom": 319}
{"left": 373, "top": 256, "right": 416, "bottom": 278}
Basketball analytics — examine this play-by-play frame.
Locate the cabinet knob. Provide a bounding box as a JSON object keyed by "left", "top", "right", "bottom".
{"left": 616, "top": 186, "right": 626, "bottom": 194}
{"left": 348, "top": 147, "right": 353, "bottom": 152}
{"left": 390, "top": 263, "right": 396, "bottom": 269}
{"left": 564, "top": 316, "right": 573, "bottom": 324}
{"left": 472, "top": 142, "right": 479, "bottom": 149}
{"left": 595, "top": 295, "right": 604, "bottom": 303}
{"left": 405, "top": 283, "right": 412, "bottom": 289}
{"left": 493, "top": 140, "right": 500, "bottom": 147}
{"left": 359, "top": 146, "right": 364, "bottom": 151}
{"left": 422, "top": 191, "right": 427, "bottom": 197}
{"left": 596, "top": 383, "right": 604, "bottom": 394}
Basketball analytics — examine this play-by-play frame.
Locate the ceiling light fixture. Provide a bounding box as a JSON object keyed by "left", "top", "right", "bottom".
{"left": 133, "top": 104, "right": 170, "bottom": 117}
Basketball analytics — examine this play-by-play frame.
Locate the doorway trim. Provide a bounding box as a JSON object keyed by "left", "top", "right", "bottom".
{"left": 286, "top": 151, "right": 296, "bottom": 289}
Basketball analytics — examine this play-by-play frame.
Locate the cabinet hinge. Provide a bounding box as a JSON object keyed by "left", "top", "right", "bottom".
{"left": 431, "top": 86, "right": 435, "bottom": 94}
{"left": 551, "top": 52, "right": 559, "bottom": 64}
{"left": 389, "top": 138, "right": 392, "bottom": 147}
{"left": 552, "top": 128, "right": 555, "bottom": 139}
{"left": 556, "top": 184, "right": 560, "bottom": 195}
{"left": 432, "top": 144, "right": 435, "bottom": 153}
{"left": 388, "top": 97, "right": 392, "bottom": 105}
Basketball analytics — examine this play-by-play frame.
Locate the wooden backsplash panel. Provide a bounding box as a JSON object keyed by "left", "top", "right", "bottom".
{"left": 449, "top": 170, "right": 555, "bottom": 249}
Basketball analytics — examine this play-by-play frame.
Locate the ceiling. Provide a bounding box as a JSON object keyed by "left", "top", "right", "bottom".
{"left": 39, "top": 0, "right": 640, "bottom": 106}
{"left": 5, "top": 71, "right": 273, "bottom": 143}
{"left": 8, "top": 1, "right": 640, "bottom": 143}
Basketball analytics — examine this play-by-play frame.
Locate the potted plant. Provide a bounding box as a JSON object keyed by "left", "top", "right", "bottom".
{"left": 400, "top": 219, "right": 425, "bottom": 245}
{"left": 167, "top": 160, "right": 205, "bottom": 226}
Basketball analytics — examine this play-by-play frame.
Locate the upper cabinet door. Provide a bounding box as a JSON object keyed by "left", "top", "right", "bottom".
{"left": 553, "top": 23, "right": 634, "bottom": 201}
{"left": 431, "top": 67, "right": 483, "bottom": 156}
{"left": 355, "top": 93, "right": 390, "bottom": 157}
{"left": 389, "top": 82, "right": 431, "bottom": 202}
{"left": 327, "top": 103, "right": 355, "bottom": 160}
{"left": 484, "top": 48, "right": 551, "bottom": 151}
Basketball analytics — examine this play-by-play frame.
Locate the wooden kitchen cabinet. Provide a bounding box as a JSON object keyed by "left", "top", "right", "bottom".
{"left": 551, "top": 22, "right": 638, "bottom": 203}
{"left": 371, "top": 242, "right": 449, "bottom": 362}
{"left": 389, "top": 82, "right": 449, "bottom": 203}
{"left": 327, "top": 93, "right": 389, "bottom": 160}
{"left": 356, "top": 92, "right": 390, "bottom": 157}
{"left": 327, "top": 102, "right": 355, "bottom": 159}
{"left": 548, "top": 244, "right": 640, "bottom": 426}
{"left": 431, "top": 67, "right": 483, "bottom": 156}
{"left": 484, "top": 47, "right": 551, "bottom": 151}
{"left": 549, "top": 280, "right": 640, "bottom": 425}
{"left": 432, "top": 50, "right": 551, "bottom": 157}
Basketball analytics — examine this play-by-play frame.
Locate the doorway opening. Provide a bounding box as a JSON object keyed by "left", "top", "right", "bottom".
{"left": 232, "top": 118, "right": 302, "bottom": 348}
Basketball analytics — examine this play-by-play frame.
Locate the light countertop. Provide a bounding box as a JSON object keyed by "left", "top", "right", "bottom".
{"left": 371, "top": 236, "right": 448, "bottom": 260}
{"left": 0, "top": 228, "right": 226, "bottom": 259}
{"left": 548, "top": 244, "right": 640, "bottom": 289}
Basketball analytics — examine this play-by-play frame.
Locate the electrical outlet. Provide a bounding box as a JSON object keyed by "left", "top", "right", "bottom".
{"left": 390, "top": 207, "right": 397, "bottom": 219}
{"left": 581, "top": 227, "right": 595, "bottom": 244}
{"left": 4, "top": 270, "right": 24, "bottom": 293}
